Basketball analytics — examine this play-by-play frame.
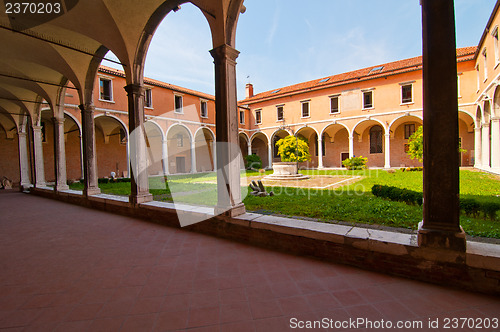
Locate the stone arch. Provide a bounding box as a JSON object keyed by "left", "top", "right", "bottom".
{"left": 94, "top": 115, "right": 129, "bottom": 178}
{"left": 239, "top": 132, "right": 250, "bottom": 160}
{"left": 295, "top": 126, "right": 319, "bottom": 168}
{"left": 166, "top": 124, "right": 193, "bottom": 174}
{"left": 63, "top": 112, "right": 83, "bottom": 180}
{"left": 250, "top": 132, "right": 269, "bottom": 168}
{"left": 0, "top": 111, "right": 20, "bottom": 184}
{"left": 458, "top": 111, "right": 475, "bottom": 167}
{"left": 388, "top": 115, "right": 423, "bottom": 168}
{"left": 483, "top": 100, "right": 492, "bottom": 124}
{"left": 321, "top": 123, "right": 351, "bottom": 168}
{"left": 352, "top": 119, "right": 387, "bottom": 168}
{"left": 270, "top": 129, "right": 291, "bottom": 163}
{"left": 494, "top": 85, "right": 500, "bottom": 118}
{"left": 195, "top": 127, "right": 215, "bottom": 172}
{"left": 144, "top": 121, "right": 165, "bottom": 176}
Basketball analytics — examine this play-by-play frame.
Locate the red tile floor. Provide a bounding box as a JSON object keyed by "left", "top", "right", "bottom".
{"left": 0, "top": 191, "right": 498, "bottom": 331}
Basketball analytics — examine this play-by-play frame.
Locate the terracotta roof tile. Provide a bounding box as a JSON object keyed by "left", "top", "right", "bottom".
{"left": 239, "top": 46, "right": 477, "bottom": 105}
{"left": 98, "top": 65, "right": 215, "bottom": 100}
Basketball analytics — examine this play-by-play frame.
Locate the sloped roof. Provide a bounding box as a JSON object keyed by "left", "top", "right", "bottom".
{"left": 239, "top": 46, "right": 477, "bottom": 105}
{"left": 98, "top": 66, "right": 215, "bottom": 101}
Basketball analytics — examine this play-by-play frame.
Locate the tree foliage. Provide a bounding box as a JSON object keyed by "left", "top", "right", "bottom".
{"left": 406, "top": 126, "right": 467, "bottom": 162}
{"left": 275, "top": 135, "right": 311, "bottom": 162}
{"left": 406, "top": 126, "right": 423, "bottom": 162}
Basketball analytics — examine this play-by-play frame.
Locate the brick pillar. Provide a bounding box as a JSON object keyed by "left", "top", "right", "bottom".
{"left": 474, "top": 126, "right": 482, "bottom": 167}
{"left": 53, "top": 117, "right": 69, "bottom": 191}
{"left": 418, "top": 0, "right": 466, "bottom": 252}
{"left": 124, "top": 84, "right": 153, "bottom": 204}
{"left": 210, "top": 44, "right": 245, "bottom": 217}
{"left": 78, "top": 104, "right": 100, "bottom": 196}
{"left": 32, "top": 125, "right": 46, "bottom": 187}
{"left": 17, "top": 129, "right": 31, "bottom": 189}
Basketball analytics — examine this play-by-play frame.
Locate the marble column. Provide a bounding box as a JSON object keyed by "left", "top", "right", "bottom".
{"left": 384, "top": 133, "right": 391, "bottom": 169}
{"left": 162, "top": 138, "right": 169, "bottom": 175}
{"left": 419, "top": 0, "right": 465, "bottom": 252}
{"left": 247, "top": 140, "right": 252, "bottom": 156}
{"left": 491, "top": 118, "right": 500, "bottom": 170}
{"left": 348, "top": 135, "right": 354, "bottom": 158}
{"left": 191, "top": 140, "right": 197, "bottom": 173}
{"left": 32, "top": 125, "right": 46, "bottom": 187}
{"left": 124, "top": 84, "right": 153, "bottom": 204}
{"left": 210, "top": 44, "right": 245, "bottom": 217}
{"left": 474, "top": 126, "right": 482, "bottom": 167}
{"left": 17, "top": 129, "right": 31, "bottom": 189}
{"left": 317, "top": 135, "right": 324, "bottom": 169}
{"left": 78, "top": 104, "right": 100, "bottom": 196}
{"left": 482, "top": 122, "right": 491, "bottom": 168}
{"left": 268, "top": 142, "right": 273, "bottom": 169}
{"left": 53, "top": 117, "right": 69, "bottom": 191}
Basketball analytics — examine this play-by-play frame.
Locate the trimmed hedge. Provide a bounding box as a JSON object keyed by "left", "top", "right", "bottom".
{"left": 372, "top": 184, "right": 500, "bottom": 221}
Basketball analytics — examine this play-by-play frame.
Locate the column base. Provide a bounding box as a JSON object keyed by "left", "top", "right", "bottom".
{"left": 417, "top": 221, "right": 466, "bottom": 252}
{"left": 129, "top": 193, "right": 153, "bottom": 205}
{"left": 56, "top": 184, "right": 70, "bottom": 191}
{"left": 84, "top": 187, "right": 101, "bottom": 197}
{"left": 215, "top": 203, "right": 246, "bottom": 218}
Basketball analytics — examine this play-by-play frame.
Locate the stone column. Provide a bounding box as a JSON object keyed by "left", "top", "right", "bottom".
{"left": 32, "top": 125, "right": 46, "bottom": 187}
{"left": 78, "top": 104, "right": 100, "bottom": 196}
{"left": 191, "top": 140, "right": 197, "bottom": 173}
{"left": 317, "top": 135, "right": 324, "bottom": 168}
{"left": 348, "top": 135, "right": 354, "bottom": 158}
{"left": 247, "top": 140, "right": 252, "bottom": 156}
{"left": 162, "top": 138, "right": 169, "bottom": 175}
{"left": 474, "top": 126, "right": 482, "bottom": 167}
{"left": 53, "top": 117, "right": 69, "bottom": 191}
{"left": 17, "top": 129, "right": 31, "bottom": 189}
{"left": 124, "top": 84, "right": 153, "bottom": 204}
{"left": 482, "top": 122, "right": 491, "bottom": 168}
{"left": 268, "top": 142, "right": 273, "bottom": 169}
{"left": 210, "top": 44, "right": 245, "bottom": 217}
{"left": 491, "top": 118, "right": 500, "bottom": 170}
{"left": 418, "top": 0, "right": 465, "bottom": 252}
{"left": 384, "top": 133, "right": 391, "bottom": 169}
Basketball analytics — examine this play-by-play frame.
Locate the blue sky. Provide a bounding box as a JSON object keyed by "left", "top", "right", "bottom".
{"left": 106, "top": 0, "right": 497, "bottom": 99}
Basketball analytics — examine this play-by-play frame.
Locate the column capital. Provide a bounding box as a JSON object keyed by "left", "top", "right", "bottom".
{"left": 52, "top": 117, "right": 65, "bottom": 126}
{"left": 482, "top": 122, "right": 491, "bottom": 128}
{"left": 210, "top": 44, "right": 240, "bottom": 64}
{"left": 32, "top": 125, "right": 43, "bottom": 131}
{"left": 78, "top": 103, "right": 96, "bottom": 113}
{"left": 124, "top": 83, "right": 144, "bottom": 96}
{"left": 475, "top": 126, "right": 482, "bottom": 132}
{"left": 18, "top": 131, "right": 27, "bottom": 138}
{"left": 491, "top": 117, "right": 500, "bottom": 122}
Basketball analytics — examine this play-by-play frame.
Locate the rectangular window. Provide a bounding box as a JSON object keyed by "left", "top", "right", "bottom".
{"left": 363, "top": 91, "right": 373, "bottom": 109}
{"left": 239, "top": 110, "right": 245, "bottom": 124}
{"left": 493, "top": 27, "right": 499, "bottom": 65}
{"left": 277, "top": 106, "right": 284, "bottom": 121}
{"left": 369, "top": 126, "right": 383, "bottom": 154}
{"left": 301, "top": 101, "right": 310, "bottom": 118}
{"left": 401, "top": 84, "right": 412, "bottom": 104}
{"left": 255, "top": 110, "right": 262, "bottom": 124}
{"left": 99, "top": 78, "right": 112, "bottom": 101}
{"left": 330, "top": 96, "right": 339, "bottom": 114}
{"left": 176, "top": 133, "right": 183, "bottom": 147}
{"left": 404, "top": 124, "right": 416, "bottom": 139}
{"left": 174, "top": 95, "right": 183, "bottom": 113}
{"left": 200, "top": 100, "right": 208, "bottom": 118}
{"left": 144, "top": 88, "right": 152, "bottom": 108}
{"left": 483, "top": 49, "right": 488, "bottom": 81}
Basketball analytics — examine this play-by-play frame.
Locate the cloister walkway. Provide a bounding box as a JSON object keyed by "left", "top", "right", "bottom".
{"left": 0, "top": 191, "right": 498, "bottom": 331}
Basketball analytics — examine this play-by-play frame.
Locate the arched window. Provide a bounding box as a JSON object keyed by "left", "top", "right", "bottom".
{"left": 370, "top": 125, "right": 383, "bottom": 154}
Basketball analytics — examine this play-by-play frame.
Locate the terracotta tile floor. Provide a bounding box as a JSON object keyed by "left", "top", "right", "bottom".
{"left": 0, "top": 191, "right": 498, "bottom": 331}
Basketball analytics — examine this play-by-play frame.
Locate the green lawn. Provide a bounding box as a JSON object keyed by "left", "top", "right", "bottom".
{"left": 69, "top": 169, "right": 500, "bottom": 239}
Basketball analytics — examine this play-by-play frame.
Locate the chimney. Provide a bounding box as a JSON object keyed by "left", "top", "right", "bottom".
{"left": 245, "top": 83, "right": 254, "bottom": 98}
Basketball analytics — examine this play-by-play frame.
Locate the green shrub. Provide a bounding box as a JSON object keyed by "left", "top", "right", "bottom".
{"left": 342, "top": 156, "right": 368, "bottom": 170}
{"left": 480, "top": 202, "right": 500, "bottom": 221}
{"left": 244, "top": 154, "right": 262, "bottom": 170}
{"left": 460, "top": 198, "right": 480, "bottom": 217}
{"left": 371, "top": 184, "right": 422, "bottom": 206}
